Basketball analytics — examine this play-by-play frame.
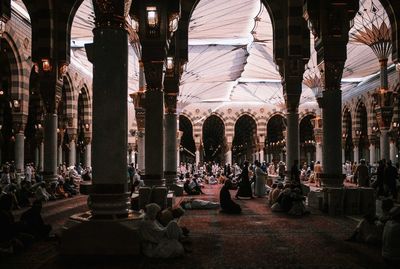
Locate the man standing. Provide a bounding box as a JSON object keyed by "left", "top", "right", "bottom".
{"left": 354, "top": 159, "right": 370, "bottom": 187}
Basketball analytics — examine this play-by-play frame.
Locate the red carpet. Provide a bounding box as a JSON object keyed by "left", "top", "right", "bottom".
{"left": 0, "top": 184, "right": 388, "bottom": 269}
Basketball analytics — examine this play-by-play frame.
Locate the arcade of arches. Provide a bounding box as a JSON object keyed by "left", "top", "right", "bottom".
{"left": 1, "top": 0, "right": 400, "bottom": 266}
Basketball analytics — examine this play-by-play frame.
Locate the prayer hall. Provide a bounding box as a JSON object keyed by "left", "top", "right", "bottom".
{"left": 1, "top": 0, "right": 400, "bottom": 268}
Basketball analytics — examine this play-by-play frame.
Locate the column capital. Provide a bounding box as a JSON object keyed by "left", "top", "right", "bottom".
{"left": 92, "top": 0, "right": 131, "bottom": 29}
{"left": 143, "top": 60, "right": 164, "bottom": 91}
{"left": 164, "top": 93, "right": 177, "bottom": 114}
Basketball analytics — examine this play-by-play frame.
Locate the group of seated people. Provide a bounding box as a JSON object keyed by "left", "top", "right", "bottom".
{"left": 0, "top": 162, "right": 85, "bottom": 211}
{"left": 0, "top": 194, "right": 52, "bottom": 255}
{"left": 268, "top": 182, "right": 310, "bottom": 216}
{"left": 347, "top": 199, "right": 400, "bottom": 267}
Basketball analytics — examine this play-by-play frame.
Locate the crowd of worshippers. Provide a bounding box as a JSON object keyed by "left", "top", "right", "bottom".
{"left": 178, "top": 159, "right": 309, "bottom": 216}
{"left": 345, "top": 198, "right": 400, "bottom": 267}
{"left": 0, "top": 194, "right": 52, "bottom": 255}
{"left": 0, "top": 162, "right": 91, "bottom": 210}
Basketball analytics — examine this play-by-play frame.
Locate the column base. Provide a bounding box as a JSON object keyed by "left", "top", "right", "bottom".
{"left": 164, "top": 171, "right": 178, "bottom": 188}
{"left": 307, "top": 187, "right": 375, "bottom": 216}
{"left": 319, "top": 173, "right": 345, "bottom": 188}
{"left": 61, "top": 211, "right": 143, "bottom": 256}
{"left": 43, "top": 173, "right": 58, "bottom": 183}
{"left": 138, "top": 186, "right": 168, "bottom": 209}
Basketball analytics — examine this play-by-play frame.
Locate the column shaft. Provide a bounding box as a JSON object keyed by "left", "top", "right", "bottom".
{"left": 286, "top": 111, "right": 299, "bottom": 176}
{"left": 89, "top": 27, "right": 129, "bottom": 217}
{"left": 353, "top": 146, "right": 359, "bottom": 163}
{"left": 137, "top": 133, "right": 145, "bottom": 172}
{"left": 369, "top": 144, "right": 376, "bottom": 164}
{"left": 380, "top": 129, "right": 390, "bottom": 161}
{"left": 57, "top": 145, "right": 63, "bottom": 166}
{"left": 259, "top": 149, "right": 264, "bottom": 163}
{"left": 69, "top": 140, "right": 76, "bottom": 166}
{"left": 390, "top": 141, "right": 397, "bottom": 163}
{"left": 164, "top": 113, "right": 177, "bottom": 186}
{"left": 316, "top": 143, "right": 323, "bottom": 164}
{"left": 43, "top": 113, "right": 58, "bottom": 182}
{"left": 14, "top": 132, "right": 24, "bottom": 173}
{"left": 144, "top": 89, "right": 164, "bottom": 186}
{"left": 85, "top": 143, "right": 91, "bottom": 168}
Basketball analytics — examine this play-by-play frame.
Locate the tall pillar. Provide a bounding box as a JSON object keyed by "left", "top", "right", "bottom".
{"left": 342, "top": 147, "right": 345, "bottom": 163}
{"left": 353, "top": 146, "right": 359, "bottom": 163}
{"left": 389, "top": 139, "right": 397, "bottom": 163}
{"left": 43, "top": 113, "right": 58, "bottom": 182}
{"left": 259, "top": 148, "right": 264, "bottom": 163}
{"left": 57, "top": 145, "right": 63, "bottom": 166}
{"left": 39, "top": 140, "right": 44, "bottom": 172}
{"left": 225, "top": 143, "right": 232, "bottom": 165}
{"left": 87, "top": 15, "right": 130, "bottom": 217}
{"left": 380, "top": 129, "right": 390, "bottom": 161}
{"left": 164, "top": 111, "right": 178, "bottom": 187}
{"left": 285, "top": 109, "right": 299, "bottom": 175}
{"left": 194, "top": 135, "right": 201, "bottom": 167}
{"left": 84, "top": 141, "right": 91, "bottom": 168}
{"left": 68, "top": 133, "right": 77, "bottom": 167}
{"left": 137, "top": 131, "right": 145, "bottom": 172}
{"left": 144, "top": 78, "right": 165, "bottom": 186}
{"left": 14, "top": 130, "right": 25, "bottom": 174}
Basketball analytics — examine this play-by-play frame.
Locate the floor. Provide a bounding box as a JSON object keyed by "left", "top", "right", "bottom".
{"left": 1, "top": 184, "right": 389, "bottom": 269}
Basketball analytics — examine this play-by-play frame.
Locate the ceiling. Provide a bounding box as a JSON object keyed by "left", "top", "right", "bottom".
{"left": 11, "top": 0, "right": 393, "bottom": 112}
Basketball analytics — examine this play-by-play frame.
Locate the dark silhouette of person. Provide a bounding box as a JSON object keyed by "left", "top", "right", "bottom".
{"left": 220, "top": 180, "right": 241, "bottom": 214}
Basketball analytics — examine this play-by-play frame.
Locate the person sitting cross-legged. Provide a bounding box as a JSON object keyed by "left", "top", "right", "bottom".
{"left": 220, "top": 180, "right": 241, "bottom": 214}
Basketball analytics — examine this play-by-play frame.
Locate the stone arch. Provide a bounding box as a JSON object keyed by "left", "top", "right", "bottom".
{"left": 1, "top": 34, "right": 29, "bottom": 117}
{"left": 179, "top": 114, "right": 196, "bottom": 163}
{"left": 78, "top": 84, "right": 91, "bottom": 125}
{"left": 232, "top": 114, "right": 258, "bottom": 163}
{"left": 266, "top": 111, "right": 286, "bottom": 127}
{"left": 379, "top": 0, "right": 400, "bottom": 61}
{"left": 299, "top": 111, "right": 317, "bottom": 123}
{"left": 202, "top": 114, "right": 226, "bottom": 163}
{"left": 62, "top": 73, "right": 76, "bottom": 127}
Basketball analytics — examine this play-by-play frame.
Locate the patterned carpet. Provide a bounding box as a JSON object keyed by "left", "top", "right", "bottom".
{"left": 1, "top": 185, "right": 388, "bottom": 269}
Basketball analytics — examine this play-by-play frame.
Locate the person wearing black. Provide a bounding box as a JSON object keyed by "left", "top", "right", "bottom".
{"left": 235, "top": 161, "right": 253, "bottom": 199}
{"left": 291, "top": 160, "right": 300, "bottom": 183}
{"left": 375, "top": 160, "right": 386, "bottom": 197}
{"left": 220, "top": 180, "right": 241, "bottom": 214}
{"left": 385, "top": 160, "right": 398, "bottom": 200}
{"left": 20, "top": 200, "right": 52, "bottom": 239}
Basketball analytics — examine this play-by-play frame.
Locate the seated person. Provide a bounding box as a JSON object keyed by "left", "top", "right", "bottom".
{"left": 139, "top": 203, "right": 184, "bottom": 258}
{"left": 208, "top": 174, "right": 218, "bottom": 185}
{"left": 220, "top": 180, "right": 241, "bottom": 214}
{"left": 183, "top": 179, "right": 200, "bottom": 195}
{"left": 180, "top": 198, "right": 220, "bottom": 210}
{"left": 348, "top": 199, "right": 394, "bottom": 244}
{"left": 382, "top": 206, "right": 400, "bottom": 267}
{"left": 20, "top": 200, "right": 52, "bottom": 239}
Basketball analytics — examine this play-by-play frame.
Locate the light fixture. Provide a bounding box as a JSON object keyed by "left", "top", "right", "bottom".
{"left": 84, "top": 123, "right": 90, "bottom": 131}
{"left": 0, "top": 90, "right": 3, "bottom": 95}
{"left": 0, "top": 19, "right": 5, "bottom": 38}
{"left": 166, "top": 57, "right": 174, "bottom": 70}
{"left": 41, "top": 58, "right": 52, "bottom": 72}
{"left": 169, "top": 14, "right": 179, "bottom": 33}
{"left": 393, "top": 122, "right": 399, "bottom": 128}
{"left": 59, "top": 63, "right": 68, "bottom": 78}
{"left": 12, "top": 99, "right": 20, "bottom": 109}
{"left": 146, "top": 6, "right": 158, "bottom": 28}
{"left": 0, "top": 124, "right": 2, "bottom": 130}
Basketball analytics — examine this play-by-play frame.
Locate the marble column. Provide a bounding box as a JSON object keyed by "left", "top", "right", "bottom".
{"left": 88, "top": 23, "right": 130, "bottom": 217}
{"left": 144, "top": 85, "right": 165, "bottom": 186}
{"left": 164, "top": 112, "right": 178, "bottom": 187}
{"left": 43, "top": 113, "right": 58, "bottom": 182}
{"left": 85, "top": 142, "right": 91, "bottom": 168}
{"left": 322, "top": 89, "right": 343, "bottom": 186}
{"left": 225, "top": 143, "right": 232, "bottom": 165}
{"left": 137, "top": 131, "right": 145, "bottom": 172}
{"left": 39, "top": 141, "right": 44, "bottom": 172}
{"left": 34, "top": 146, "right": 39, "bottom": 170}
{"left": 353, "top": 146, "right": 359, "bottom": 164}
{"left": 14, "top": 131, "right": 25, "bottom": 174}
{"left": 316, "top": 143, "right": 323, "bottom": 163}
{"left": 389, "top": 140, "right": 397, "bottom": 163}
{"left": 380, "top": 128, "right": 390, "bottom": 161}
{"left": 285, "top": 109, "right": 299, "bottom": 177}
{"left": 57, "top": 145, "right": 63, "bottom": 166}
{"left": 69, "top": 136, "right": 77, "bottom": 167}
{"left": 259, "top": 148, "right": 264, "bottom": 163}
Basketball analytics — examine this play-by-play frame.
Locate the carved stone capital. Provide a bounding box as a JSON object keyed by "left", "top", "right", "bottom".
{"left": 319, "top": 60, "right": 345, "bottom": 91}
{"left": 93, "top": 0, "right": 132, "bottom": 28}
{"left": 143, "top": 61, "right": 164, "bottom": 91}
{"left": 164, "top": 93, "right": 177, "bottom": 114}
{"left": 135, "top": 108, "right": 145, "bottom": 131}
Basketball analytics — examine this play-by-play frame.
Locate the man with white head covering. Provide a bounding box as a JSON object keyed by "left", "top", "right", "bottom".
{"left": 139, "top": 203, "right": 184, "bottom": 258}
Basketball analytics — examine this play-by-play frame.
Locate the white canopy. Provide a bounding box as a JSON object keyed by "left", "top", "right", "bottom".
{"left": 11, "top": 0, "right": 393, "bottom": 112}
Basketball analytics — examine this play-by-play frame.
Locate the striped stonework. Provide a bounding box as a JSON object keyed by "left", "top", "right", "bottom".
{"left": 266, "top": 111, "right": 286, "bottom": 126}
{"left": 62, "top": 74, "right": 77, "bottom": 129}
{"left": 78, "top": 84, "right": 92, "bottom": 126}
{"left": 299, "top": 110, "right": 316, "bottom": 122}
{"left": 342, "top": 106, "right": 352, "bottom": 135}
